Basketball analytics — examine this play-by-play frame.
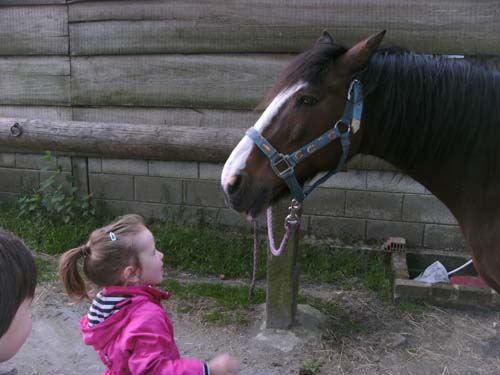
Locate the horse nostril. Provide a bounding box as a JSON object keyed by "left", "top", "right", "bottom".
{"left": 227, "top": 174, "right": 243, "bottom": 196}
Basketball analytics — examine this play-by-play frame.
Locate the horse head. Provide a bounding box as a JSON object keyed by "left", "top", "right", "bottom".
{"left": 221, "top": 30, "right": 385, "bottom": 219}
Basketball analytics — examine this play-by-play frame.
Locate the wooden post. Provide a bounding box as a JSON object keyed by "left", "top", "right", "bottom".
{"left": 265, "top": 198, "right": 302, "bottom": 329}
{"left": 71, "top": 156, "right": 89, "bottom": 197}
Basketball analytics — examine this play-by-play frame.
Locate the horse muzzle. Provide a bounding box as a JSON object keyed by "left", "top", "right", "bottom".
{"left": 221, "top": 173, "right": 270, "bottom": 219}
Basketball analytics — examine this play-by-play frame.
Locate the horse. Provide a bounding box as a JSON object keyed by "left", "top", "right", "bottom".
{"left": 221, "top": 30, "right": 500, "bottom": 295}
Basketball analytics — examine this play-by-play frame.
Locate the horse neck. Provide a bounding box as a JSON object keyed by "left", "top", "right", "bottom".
{"left": 357, "top": 57, "right": 500, "bottom": 221}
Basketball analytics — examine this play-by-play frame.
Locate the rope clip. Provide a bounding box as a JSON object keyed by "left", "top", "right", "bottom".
{"left": 284, "top": 198, "right": 301, "bottom": 228}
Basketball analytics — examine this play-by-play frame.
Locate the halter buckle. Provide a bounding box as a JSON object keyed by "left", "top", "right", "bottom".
{"left": 271, "top": 154, "right": 293, "bottom": 177}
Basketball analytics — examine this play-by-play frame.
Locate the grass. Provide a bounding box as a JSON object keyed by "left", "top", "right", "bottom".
{"left": 0, "top": 200, "right": 393, "bottom": 324}
{"left": 34, "top": 257, "right": 58, "bottom": 283}
{"left": 161, "top": 279, "right": 266, "bottom": 325}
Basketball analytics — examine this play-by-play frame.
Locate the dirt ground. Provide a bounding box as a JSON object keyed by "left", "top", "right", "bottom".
{"left": 2, "top": 271, "right": 500, "bottom": 375}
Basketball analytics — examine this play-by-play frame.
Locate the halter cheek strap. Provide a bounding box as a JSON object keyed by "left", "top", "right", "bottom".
{"left": 246, "top": 79, "right": 364, "bottom": 202}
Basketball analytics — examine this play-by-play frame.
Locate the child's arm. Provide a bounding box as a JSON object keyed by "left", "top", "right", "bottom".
{"left": 125, "top": 306, "right": 239, "bottom": 375}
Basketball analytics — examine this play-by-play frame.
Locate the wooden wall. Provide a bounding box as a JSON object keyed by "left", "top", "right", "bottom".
{"left": 0, "top": 0, "right": 498, "bottom": 249}
{"left": 1, "top": 0, "right": 498, "bottom": 135}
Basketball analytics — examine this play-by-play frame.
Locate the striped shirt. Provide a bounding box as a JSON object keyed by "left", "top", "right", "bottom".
{"left": 87, "top": 291, "right": 129, "bottom": 327}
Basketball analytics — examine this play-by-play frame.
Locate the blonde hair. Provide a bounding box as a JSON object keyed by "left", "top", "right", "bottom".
{"left": 59, "top": 214, "right": 147, "bottom": 302}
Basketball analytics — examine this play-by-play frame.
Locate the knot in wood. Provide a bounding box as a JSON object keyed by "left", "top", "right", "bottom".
{"left": 10, "top": 123, "right": 23, "bottom": 137}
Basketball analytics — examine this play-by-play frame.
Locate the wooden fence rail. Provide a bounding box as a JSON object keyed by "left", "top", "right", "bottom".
{"left": 0, "top": 118, "right": 243, "bottom": 162}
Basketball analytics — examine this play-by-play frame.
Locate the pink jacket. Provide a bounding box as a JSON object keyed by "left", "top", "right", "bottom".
{"left": 81, "top": 285, "right": 206, "bottom": 375}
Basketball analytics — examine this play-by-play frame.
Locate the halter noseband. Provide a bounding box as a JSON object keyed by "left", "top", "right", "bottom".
{"left": 246, "top": 79, "right": 364, "bottom": 202}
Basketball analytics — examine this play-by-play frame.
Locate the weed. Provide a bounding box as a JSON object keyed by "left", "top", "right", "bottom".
{"left": 34, "top": 257, "right": 57, "bottom": 282}
{"left": 301, "top": 360, "right": 322, "bottom": 375}
{"left": 18, "top": 152, "right": 96, "bottom": 224}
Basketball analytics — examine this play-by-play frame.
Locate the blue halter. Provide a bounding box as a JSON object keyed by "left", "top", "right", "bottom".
{"left": 246, "top": 79, "right": 363, "bottom": 202}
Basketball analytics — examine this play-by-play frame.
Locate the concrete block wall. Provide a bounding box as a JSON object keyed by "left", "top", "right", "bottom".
{"left": 0, "top": 151, "right": 467, "bottom": 251}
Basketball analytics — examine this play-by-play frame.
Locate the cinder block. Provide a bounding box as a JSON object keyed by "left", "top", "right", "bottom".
{"left": 88, "top": 158, "right": 102, "bottom": 173}
{"left": 346, "top": 191, "right": 403, "bottom": 220}
{"left": 457, "top": 285, "right": 492, "bottom": 306}
{"left": 216, "top": 208, "right": 249, "bottom": 228}
{"left": 0, "top": 168, "right": 39, "bottom": 193}
{"left": 312, "top": 169, "right": 366, "bottom": 190}
{"left": 102, "top": 158, "right": 147, "bottom": 175}
{"left": 403, "top": 195, "right": 457, "bottom": 224}
{"left": 308, "top": 215, "right": 365, "bottom": 240}
{"left": 199, "top": 162, "right": 223, "bottom": 180}
{"left": 103, "top": 199, "right": 170, "bottom": 221}
{"left": 149, "top": 161, "right": 197, "bottom": 179}
{"left": 40, "top": 171, "right": 72, "bottom": 190}
{"left": 89, "top": 174, "right": 134, "bottom": 200}
{"left": 0, "top": 192, "right": 19, "bottom": 203}
{"left": 391, "top": 253, "right": 409, "bottom": 279}
{"left": 367, "top": 171, "right": 428, "bottom": 194}
{"left": 15, "top": 153, "right": 56, "bottom": 170}
{"left": 424, "top": 224, "right": 466, "bottom": 250}
{"left": 57, "top": 156, "right": 72, "bottom": 172}
{"left": 302, "top": 188, "right": 345, "bottom": 216}
{"left": 135, "top": 176, "right": 182, "bottom": 204}
{"left": 172, "top": 205, "right": 221, "bottom": 227}
{"left": 184, "top": 180, "right": 226, "bottom": 207}
{"left": 430, "top": 283, "right": 459, "bottom": 304}
{"left": 491, "top": 290, "right": 500, "bottom": 306}
{"left": 366, "top": 220, "right": 424, "bottom": 247}
{"left": 0, "top": 153, "right": 15, "bottom": 167}
{"left": 393, "top": 279, "right": 431, "bottom": 301}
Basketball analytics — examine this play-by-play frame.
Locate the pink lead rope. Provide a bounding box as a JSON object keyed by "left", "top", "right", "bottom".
{"left": 249, "top": 200, "right": 301, "bottom": 297}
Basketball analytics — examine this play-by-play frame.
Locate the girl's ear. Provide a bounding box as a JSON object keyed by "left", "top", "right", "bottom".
{"left": 121, "top": 265, "right": 140, "bottom": 284}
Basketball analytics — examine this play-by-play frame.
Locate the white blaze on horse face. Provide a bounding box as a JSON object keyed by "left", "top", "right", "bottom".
{"left": 221, "top": 82, "right": 306, "bottom": 192}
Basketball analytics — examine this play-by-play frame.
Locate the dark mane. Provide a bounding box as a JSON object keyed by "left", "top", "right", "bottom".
{"left": 359, "top": 48, "right": 500, "bottom": 174}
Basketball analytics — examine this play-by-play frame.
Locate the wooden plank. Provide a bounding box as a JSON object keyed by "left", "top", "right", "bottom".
{"left": 0, "top": 57, "right": 70, "bottom": 106}
{"left": 73, "top": 107, "right": 260, "bottom": 128}
{"left": 0, "top": 1, "right": 66, "bottom": 4}
{"left": 0, "top": 118, "right": 245, "bottom": 162}
{"left": 71, "top": 156, "right": 89, "bottom": 196}
{"left": 0, "top": 106, "right": 72, "bottom": 121}
{"left": 0, "top": 116, "right": 397, "bottom": 170}
{"left": 71, "top": 55, "right": 289, "bottom": 109}
{"left": 68, "top": 0, "right": 500, "bottom": 56}
{"left": 0, "top": 6, "right": 68, "bottom": 55}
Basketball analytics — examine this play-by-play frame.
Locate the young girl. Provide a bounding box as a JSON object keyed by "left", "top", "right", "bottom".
{"left": 0, "top": 228, "right": 37, "bottom": 362}
{"left": 59, "top": 214, "right": 240, "bottom": 375}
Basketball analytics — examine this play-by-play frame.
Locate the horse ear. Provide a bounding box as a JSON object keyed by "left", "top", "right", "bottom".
{"left": 316, "top": 30, "right": 335, "bottom": 46}
{"left": 341, "top": 30, "right": 386, "bottom": 72}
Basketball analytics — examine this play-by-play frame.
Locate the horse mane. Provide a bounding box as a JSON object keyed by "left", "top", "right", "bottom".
{"left": 359, "top": 48, "right": 500, "bottom": 174}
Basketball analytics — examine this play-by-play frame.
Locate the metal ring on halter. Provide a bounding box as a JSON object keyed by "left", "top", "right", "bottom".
{"left": 334, "top": 120, "right": 351, "bottom": 135}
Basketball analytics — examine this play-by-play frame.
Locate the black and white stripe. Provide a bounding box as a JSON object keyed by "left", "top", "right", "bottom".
{"left": 87, "top": 291, "right": 128, "bottom": 327}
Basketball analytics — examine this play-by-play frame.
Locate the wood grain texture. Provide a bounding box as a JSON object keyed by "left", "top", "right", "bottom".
{"left": 0, "top": 57, "right": 70, "bottom": 105}
{"left": 68, "top": 0, "right": 500, "bottom": 55}
{"left": 0, "top": 6, "right": 68, "bottom": 55}
{"left": 0, "top": 1, "right": 66, "bottom": 4}
{"left": 71, "top": 55, "right": 289, "bottom": 108}
{"left": 0, "top": 106, "right": 72, "bottom": 121}
{"left": 72, "top": 107, "right": 260, "bottom": 128}
{"left": 0, "top": 117, "right": 245, "bottom": 161}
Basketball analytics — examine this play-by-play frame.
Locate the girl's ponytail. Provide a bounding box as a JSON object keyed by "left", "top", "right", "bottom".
{"left": 59, "top": 245, "right": 91, "bottom": 302}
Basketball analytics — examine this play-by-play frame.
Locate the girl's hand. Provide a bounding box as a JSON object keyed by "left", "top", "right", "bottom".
{"left": 208, "top": 353, "right": 240, "bottom": 375}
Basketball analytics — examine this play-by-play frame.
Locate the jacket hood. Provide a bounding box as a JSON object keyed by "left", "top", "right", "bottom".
{"left": 80, "top": 285, "right": 170, "bottom": 351}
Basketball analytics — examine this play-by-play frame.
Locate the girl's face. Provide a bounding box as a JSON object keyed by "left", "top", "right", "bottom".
{"left": 0, "top": 298, "right": 33, "bottom": 362}
{"left": 135, "top": 228, "right": 164, "bottom": 285}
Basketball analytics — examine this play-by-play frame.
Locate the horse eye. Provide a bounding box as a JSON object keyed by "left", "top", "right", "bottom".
{"left": 299, "top": 95, "right": 318, "bottom": 106}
